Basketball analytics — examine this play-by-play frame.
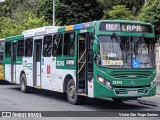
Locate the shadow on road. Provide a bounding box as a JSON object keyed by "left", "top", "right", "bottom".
{"left": 9, "top": 86, "right": 153, "bottom": 111}
{"left": 0, "top": 80, "right": 14, "bottom": 85}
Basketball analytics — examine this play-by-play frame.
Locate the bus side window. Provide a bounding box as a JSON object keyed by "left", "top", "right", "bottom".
{"left": 5, "top": 42, "right": 11, "bottom": 58}
{"left": 17, "top": 39, "right": 24, "bottom": 57}
{"left": 25, "top": 38, "right": 33, "bottom": 57}
{"left": 43, "top": 35, "right": 52, "bottom": 57}
{"left": 64, "top": 32, "right": 75, "bottom": 56}
{"left": 52, "top": 34, "right": 62, "bottom": 56}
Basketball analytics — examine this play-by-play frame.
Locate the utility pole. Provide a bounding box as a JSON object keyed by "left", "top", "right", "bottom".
{"left": 53, "top": 0, "right": 55, "bottom": 26}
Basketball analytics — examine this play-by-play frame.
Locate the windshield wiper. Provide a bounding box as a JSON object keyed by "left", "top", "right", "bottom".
{"left": 111, "top": 33, "right": 126, "bottom": 50}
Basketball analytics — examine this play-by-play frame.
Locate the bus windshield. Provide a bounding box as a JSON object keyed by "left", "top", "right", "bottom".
{"left": 98, "top": 35, "right": 155, "bottom": 68}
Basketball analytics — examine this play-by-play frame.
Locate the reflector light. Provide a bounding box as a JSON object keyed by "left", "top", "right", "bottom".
{"left": 74, "top": 24, "right": 83, "bottom": 30}
{"left": 66, "top": 25, "right": 74, "bottom": 31}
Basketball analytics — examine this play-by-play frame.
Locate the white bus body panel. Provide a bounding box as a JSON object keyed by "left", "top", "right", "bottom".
{"left": 23, "top": 57, "right": 34, "bottom": 86}
{"left": 5, "top": 64, "right": 11, "bottom": 82}
{"left": 54, "top": 69, "right": 76, "bottom": 92}
{"left": 41, "top": 57, "right": 54, "bottom": 90}
{"left": 15, "top": 64, "right": 23, "bottom": 84}
{"left": 88, "top": 79, "right": 94, "bottom": 98}
{"left": 36, "top": 62, "right": 41, "bottom": 86}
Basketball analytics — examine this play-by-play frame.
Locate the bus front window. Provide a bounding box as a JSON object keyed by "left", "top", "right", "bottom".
{"left": 98, "top": 36, "right": 155, "bottom": 68}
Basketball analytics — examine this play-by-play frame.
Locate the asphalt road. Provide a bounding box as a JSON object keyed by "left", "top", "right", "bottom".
{"left": 0, "top": 80, "right": 160, "bottom": 120}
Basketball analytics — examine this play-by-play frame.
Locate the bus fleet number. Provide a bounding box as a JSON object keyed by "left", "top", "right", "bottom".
{"left": 112, "top": 81, "right": 123, "bottom": 85}
{"left": 106, "top": 24, "right": 118, "bottom": 31}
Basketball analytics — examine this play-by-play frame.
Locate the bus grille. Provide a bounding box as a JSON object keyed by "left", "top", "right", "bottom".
{"left": 109, "top": 71, "right": 153, "bottom": 79}
{"left": 115, "top": 88, "right": 148, "bottom": 95}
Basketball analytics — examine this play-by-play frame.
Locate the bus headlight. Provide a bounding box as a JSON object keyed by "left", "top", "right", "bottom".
{"left": 150, "top": 77, "right": 156, "bottom": 88}
{"left": 97, "top": 76, "right": 112, "bottom": 89}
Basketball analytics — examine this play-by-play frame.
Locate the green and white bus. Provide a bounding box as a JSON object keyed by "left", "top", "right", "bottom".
{"left": 4, "top": 20, "right": 156, "bottom": 104}
{"left": 0, "top": 39, "right": 4, "bottom": 80}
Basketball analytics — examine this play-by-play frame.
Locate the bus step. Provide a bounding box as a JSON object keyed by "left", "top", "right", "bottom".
{"left": 79, "top": 81, "right": 85, "bottom": 88}
{"left": 10, "top": 81, "right": 16, "bottom": 84}
{"left": 88, "top": 72, "right": 93, "bottom": 79}
{"left": 78, "top": 89, "right": 86, "bottom": 93}
{"left": 78, "top": 93, "right": 87, "bottom": 97}
{"left": 33, "top": 86, "right": 42, "bottom": 89}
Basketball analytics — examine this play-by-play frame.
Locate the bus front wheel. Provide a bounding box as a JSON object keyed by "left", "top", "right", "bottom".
{"left": 66, "top": 79, "right": 82, "bottom": 105}
{"left": 20, "top": 74, "right": 33, "bottom": 93}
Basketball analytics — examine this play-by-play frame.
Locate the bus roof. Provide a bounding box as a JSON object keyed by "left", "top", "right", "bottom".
{"left": 5, "top": 35, "right": 24, "bottom": 41}
{"left": 22, "top": 20, "right": 152, "bottom": 37}
{"left": 22, "top": 26, "right": 63, "bottom": 37}
{"left": 98, "top": 20, "right": 151, "bottom": 25}
{"left": 0, "top": 39, "right": 4, "bottom": 41}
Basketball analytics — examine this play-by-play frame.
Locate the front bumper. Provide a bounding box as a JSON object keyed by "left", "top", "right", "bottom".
{"left": 94, "top": 83, "right": 156, "bottom": 99}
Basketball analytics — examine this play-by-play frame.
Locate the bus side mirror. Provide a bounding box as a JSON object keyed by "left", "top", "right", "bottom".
{"left": 93, "top": 53, "right": 101, "bottom": 65}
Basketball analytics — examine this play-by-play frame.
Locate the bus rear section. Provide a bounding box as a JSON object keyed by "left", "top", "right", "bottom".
{"left": 0, "top": 39, "right": 4, "bottom": 80}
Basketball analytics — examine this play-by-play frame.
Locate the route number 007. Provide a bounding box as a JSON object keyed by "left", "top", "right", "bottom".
{"left": 112, "top": 81, "right": 123, "bottom": 85}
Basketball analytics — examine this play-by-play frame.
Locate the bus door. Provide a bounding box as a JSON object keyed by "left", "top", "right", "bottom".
{"left": 11, "top": 42, "right": 17, "bottom": 83}
{"left": 77, "top": 32, "right": 94, "bottom": 94}
{"left": 33, "top": 39, "right": 42, "bottom": 87}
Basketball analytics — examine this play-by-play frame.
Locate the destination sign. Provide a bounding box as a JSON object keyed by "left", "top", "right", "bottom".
{"left": 99, "top": 22, "right": 153, "bottom": 33}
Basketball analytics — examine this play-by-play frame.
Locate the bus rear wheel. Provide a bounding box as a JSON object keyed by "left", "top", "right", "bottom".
{"left": 66, "top": 79, "right": 82, "bottom": 105}
{"left": 20, "top": 74, "right": 33, "bottom": 93}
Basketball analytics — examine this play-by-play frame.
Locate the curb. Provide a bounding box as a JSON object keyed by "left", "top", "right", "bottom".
{"left": 137, "top": 99, "right": 160, "bottom": 107}
{"left": 138, "top": 95, "right": 160, "bottom": 106}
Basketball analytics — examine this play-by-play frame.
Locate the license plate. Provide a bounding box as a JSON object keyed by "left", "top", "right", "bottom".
{"left": 128, "top": 90, "right": 137, "bottom": 95}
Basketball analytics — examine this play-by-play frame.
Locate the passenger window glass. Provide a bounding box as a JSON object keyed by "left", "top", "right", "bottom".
{"left": 5, "top": 42, "right": 11, "bottom": 57}
{"left": 52, "top": 34, "right": 62, "bottom": 56}
{"left": 25, "top": 38, "right": 33, "bottom": 57}
{"left": 43, "top": 35, "right": 52, "bottom": 57}
{"left": 64, "top": 32, "right": 75, "bottom": 56}
{"left": 17, "top": 40, "right": 24, "bottom": 57}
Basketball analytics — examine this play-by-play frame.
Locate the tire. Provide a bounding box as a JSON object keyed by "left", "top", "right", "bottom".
{"left": 20, "top": 74, "right": 34, "bottom": 93}
{"left": 112, "top": 98, "right": 123, "bottom": 103}
{"left": 66, "top": 79, "right": 82, "bottom": 105}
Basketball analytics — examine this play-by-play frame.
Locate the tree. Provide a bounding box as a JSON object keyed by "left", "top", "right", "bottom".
{"left": 103, "top": 5, "right": 134, "bottom": 20}
{"left": 39, "top": 0, "right": 53, "bottom": 24}
{"left": 40, "top": 0, "right": 103, "bottom": 25}
{"left": 138, "top": 0, "right": 160, "bottom": 34}
{"left": 0, "top": 0, "right": 40, "bottom": 22}
{"left": 0, "top": 13, "right": 49, "bottom": 38}
{"left": 0, "top": 0, "right": 49, "bottom": 38}
{"left": 0, "top": 17, "right": 11, "bottom": 38}
{"left": 98, "top": 0, "right": 145, "bottom": 16}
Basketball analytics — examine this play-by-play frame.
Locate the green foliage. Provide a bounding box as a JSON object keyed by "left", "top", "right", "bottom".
{"left": 0, "top": 0, "right": 49, "bottom": 38}
{"left": 40, "top": 0, "right": 103, "bottom": 25}
{"left": 0, "top": 17, "right": 11, "bottom": 38}
{"left": 103, "top": 5, "right": 134, "bottom": 20}
{"left": 1, "top": 0, "right": 158, "bottom": 38}
{"left": 138, "top": 0, "right": 160, "bottom": 33}
{"left": 98, "top": 0, "right": 145, "bottom": 16}
{"left": 0, "top": 13, "right": 49, "bottom": 38}
{"left": 39, "top": 0, "right": 53, "bottom": 24}
{"left": 0, "top": 0, "right": 40, "bottom": 18}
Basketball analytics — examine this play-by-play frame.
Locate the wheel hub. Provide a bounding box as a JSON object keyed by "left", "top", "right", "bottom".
{"left": 69, "top": 85, "right": 76, "bottom": 99}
